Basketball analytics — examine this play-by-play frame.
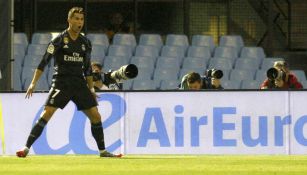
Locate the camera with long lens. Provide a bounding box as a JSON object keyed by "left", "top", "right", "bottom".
{"left": 266, "top": 67, "right": 286, "bottom": 81}
{"left": 92, "top": 64, "right": 138, "bottom": 86}
{"left": 206, "top": 69, "right": 223, "bottom": 79}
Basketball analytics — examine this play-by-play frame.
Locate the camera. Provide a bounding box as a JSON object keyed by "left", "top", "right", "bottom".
{"left": 206, "top": 69, "right": 223, "bottom": 79}
{"left": 102, "top": 64, "right": 138, "bottom": 85}
{"left": 267, "top": 67, "right": 286, "bottom": 81}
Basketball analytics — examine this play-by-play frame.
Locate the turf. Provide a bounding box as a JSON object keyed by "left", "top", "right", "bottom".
{"left": 0, "top": 155, "right": 307, "bottom": 175}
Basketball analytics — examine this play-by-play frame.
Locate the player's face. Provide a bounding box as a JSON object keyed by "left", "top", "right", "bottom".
{"left": 188, "top": 81, "right": 201, "bottom": 90}
{"left": 68, "top": 13, "right": 84, "bottom": 33}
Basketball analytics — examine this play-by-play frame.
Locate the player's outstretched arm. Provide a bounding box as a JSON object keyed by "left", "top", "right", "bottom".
{"left": 25, "top": 69, "right": 43, "bottom": 99}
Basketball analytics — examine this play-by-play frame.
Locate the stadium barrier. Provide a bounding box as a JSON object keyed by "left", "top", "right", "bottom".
{"left": 0, "top": 91, "right": 307, "bottom": 155}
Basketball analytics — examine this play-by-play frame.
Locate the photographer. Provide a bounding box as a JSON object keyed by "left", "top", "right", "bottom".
{"left": 260, "top": 61, "right": 303, "bottom": 89}
{"left": 91, "top": 62, "right": 138, "bottom": 91}
{"left": 180, "top": 69, "right": 224, "bottom": 90}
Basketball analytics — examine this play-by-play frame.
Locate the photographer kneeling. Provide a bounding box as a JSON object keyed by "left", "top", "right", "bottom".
{"left": 260, "top": 61, "right": 302, "bottom": 89}
{"left": 91, "top": 62, "right": 138, "bottom": 91}
{"left": 180, "top": 69, "right": 224, "bottom": 90}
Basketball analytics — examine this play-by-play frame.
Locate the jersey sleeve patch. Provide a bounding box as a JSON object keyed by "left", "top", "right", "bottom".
{"left": 47, "top": 43, "right": 55, "bottom": 54}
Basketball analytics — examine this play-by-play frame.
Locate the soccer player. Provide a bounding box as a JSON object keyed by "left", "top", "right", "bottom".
{"left": 16, "top": 7, "right": 122, "bottom": 158}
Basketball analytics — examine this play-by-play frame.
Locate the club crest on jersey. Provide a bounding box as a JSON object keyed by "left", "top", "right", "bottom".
{"left": 63, "top": 37, "right": 69, "bottom": 44}
{"left": 47, "top": 43, "right": 55, "bottom": 54}
{"left": 82, "top": 44, "right": 86, "bottom": 51}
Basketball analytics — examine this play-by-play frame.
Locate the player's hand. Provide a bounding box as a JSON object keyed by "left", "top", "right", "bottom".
{"left": 25, "top": 83, "right": 36, "bottom": 99}
{"left": 211, "top": 78, "right": 221, "bottom": 88}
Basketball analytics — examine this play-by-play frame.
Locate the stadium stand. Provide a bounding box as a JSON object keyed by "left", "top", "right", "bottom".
{"left": 14, "top": 33, "right": 28, "bottom": 45}
{"left": 214, "top": 46, "right": 238, "bottom": 59}
{"left": 187, "top": 46, "right": 211, "bottom": 59}
{"left": 86, "top": 33, "right": 109, "bottom": 52}
{"left": 160, "top": 79, "right": 180, "bottom": 90}
{"left": 160, "top": 45, "right": 186, "bottom": 63}
{"left": 191, "top": 35, "right": 215, "bottom": 54}
{"left": 139, "top": 34, "right": 163, "bottom": 50}
{"left": 229, "top": 69, "right": 255, "bottom": 81}
{"left": 108, "top": 45, "right": 133, "bottom": 58}
{"left": 27, "top": 44, "right": 47, "bottom": 55}
{"left": 208, "top": 57, "right": 233, "bottom": 70}
{"left": 165, "top": 34, "right": 189, "bottom": 52}
{"left": 234, "top": 58, "right": 260, "bottom": 70}
{"left": 132, "top": 79, "right": 156, "bottom": 90}
{"left": 221, "top": 80, "right": 241, "bottom": 89}
{"left": 135, "top": 45, "right": 160, "bottom": 59}
{"left": 31, "top": 33, "right": 52, "bottom": 44}
{"left": 113, "top": 34, "right": 137, "bottom": 51}
{"left": 182, "top": 57, "right": 208, "bottom": 70}
{"left": 241, "top": 80, "right": 261, "bottom": 89}
{"left": 219, "top": 35, "right": 244, "bottom": 55}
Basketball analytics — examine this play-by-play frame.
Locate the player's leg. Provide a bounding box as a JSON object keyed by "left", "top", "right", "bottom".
{"left": 16, "top": 106, "right": 57, "bottom": 157}
{"left": 17, "top": 86, "right": 70, "bottom": 158}
{"left": 82, "top": 107, "right": 122, "bottom": 158}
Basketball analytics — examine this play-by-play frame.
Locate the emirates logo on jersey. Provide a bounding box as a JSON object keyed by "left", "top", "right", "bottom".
{"left": 64, "top": 52, "right": 84, "bottom": 62}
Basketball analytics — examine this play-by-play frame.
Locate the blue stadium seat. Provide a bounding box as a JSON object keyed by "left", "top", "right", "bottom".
{"left": 234, "top": 58, "right": 260, "bottom": 70}
{"left": 91, "top": 55, "right": 104, "bottom": 65}
{"left": 230, "top": 69, "right": 255, "bottom": 81}
{"left": 103, "top": 56, "right": 129, "bottom": 71}
{"left": 191, "top": 35, "right": 215, "bottom": 54}
{"left": 87, "top": 33, "right": 109, "bottom": 52}
{"left": 291, "top": 70, "right": 306, "bottom": 81}
{"left": 218, "top": 69, "right": 231, "bottom": 81}
{"left": 13, "top": 55, "right": 24, "bottom": 69}
{"left": 153, "top": 67, "right": 179, "bottom": 81}
{"left": 14, "top": 44, "right": 27, "bottom": 56}
{"left": 221, "top": 80, "right": 241, "bottom": 89}
{"left": 108, "top": 45, "right": 132, "bottom": 58}
{"left": 139, "top": 34, "right": 163, "bottom": 49}
{"left": 219, "top": 35, "right": 244, "bottom": 55}
{"left": 92, "top": 45, "right": 106, "bottom": 57}
{"left": 132, "top": 79, "right": 156, "bottom": 90}
{"left": 208, "top": 58, "right": 233, "bottom": 70}
{"left": 21, "top": 66, "right": 48, "bottom": 89}
{"left": 14, "top": 33, "right": 28, "bottom": 45}
{"left": 187, "top": 46, "right": 211, "bottom": 59}
{"left": 31, "top": 33, "right": 52, "bottom": 44}
{"left": 155, "top": 57, "right": 181, "bottom": 70}
{"left": 27, "top": 44, "right": 47, "bottom": 55}
{"left": 255, "top": 69, "right": 267, "bottom": 82}
{"left": 240, "top": 47, "right": 266, "bottom": 59}
{"left": 113, "top": 34, "right": 137, "bottom": 50}
{"left": 161, "top": 46, "right": 186, "bottom": 63}
{"left": 12, "top": 67, "right": 22, "bottom": 91}
{"left": 123, "top": 79, "right": 133, "bottom": 90}
{"left": 182, "top": 57, "right": 208, "bottom": 70}
{"left": 260, "top": 57, "right": 285, "bottom": 70}
{"left": 241, "top": 80, "right": 261, "bottom": 89}
{"left": 135, "top": 45, "right": 160, "bottom": 58}
{"left": 213, "top": 46, "right": 238, "bottom": 59}
{"left": 160, "top": 80, "right": 180, "bottom": 90}
{"left": 130, "top": 56, "right": 155, "bottom": 70}
{"left": 23, "top": 55, "right": 42, "bottom": 67}
{"left": 134, "top": 67, "right": 153, "bottom": 80}
{"left": 166, "top": 34, "right": 189, "bottom": 51}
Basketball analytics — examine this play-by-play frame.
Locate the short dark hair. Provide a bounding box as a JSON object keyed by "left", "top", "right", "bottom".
{"left": 68, "top": 7, "right": 84, "bottom": 19}
{"left": 186, "top": 72, "right": 201, "bottom": 84}
{"left": 91, "top": 62, "right": 102, "bottom": 70}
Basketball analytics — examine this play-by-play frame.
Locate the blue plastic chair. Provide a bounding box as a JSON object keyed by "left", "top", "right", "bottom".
{"left": 214, "top": 46, "right": 238, "bottom": 59}
{"left": 27, "top": 44, "right": 48, "bottom": 55}
{"left": 135, "top": 45, "right": 160, "bottom": 58}
{"left": 132, "top": 79, "right": 156, "bottom": 90}
{"left": 14, "top": 44, "right": 27, "bottom": 56}
{"left": 240, "top": 47, "right": 266, "bottom": 59}
{"left": 155, "top": 56, "right": 181, "bottom": 70}
{"left": 130, "top": 56, "right": 155, "bottom": 70}
{"left": 139, "top": 34, "right": 163, "bottom": 49}
{"left": 221, "top": 80, "right": 241, "bottom": 89}
{"left": 160, "top": 80, "right": 180, "bottom": 90}
{"left": 113, "top": 34, "right": 137, "bottom": 48}
{"left": 241, "top": 80, "right": 261, "bottom": 89}
{"left": 187, "top": 46, "right": 211, "bottom": 59}
{"left": 103, "top": 56, "right": 129, "bottom": 71}
{"left": 208, "top": 58, "right": 233, "bottom": 70}
{"left": 234, "top": 58, "right": 260, "bottom": 70}
{"left": 107, "top": 45, "right": 132, "bottom": 58}
{"left": 260, "top": 57, "right": 285, "bottom": 70}
{"left": 161, "top": 45, "right": 186, "bottom": 63}
{"left": 153, "top": 67, "right": 179, "bottom": 81}
{"left": 92, "top": 45, "right": 106, "bottom": 57}
{"left": 23, "top": 55, "right": 42, "bottom": 67}
{"left": 230, "top": 69, "right": 256, "bottom": 81}
{"left": 191, "top": 35, "right": 215, "bottom": 54}
{"left": 31, "top": 33, "right": 52, "bottom": 44}
{"left": 219, "top": 35, "right": 244, "bottom": 55}
{"left": 182, "top": 57, "right": 208, "bottom": 70}
{"left": 166, "top": 34, "right": 189, "bottom": 51}
{"left": 14, "top": 33, "right": 28, "bottom": 45}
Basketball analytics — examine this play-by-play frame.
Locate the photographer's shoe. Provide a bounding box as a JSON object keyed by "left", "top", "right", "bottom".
{"left": 100, "top": 150, "right": 122, "bottom": 158}
{"left": 16, "top": 147, "right": 29, "bottom": 158}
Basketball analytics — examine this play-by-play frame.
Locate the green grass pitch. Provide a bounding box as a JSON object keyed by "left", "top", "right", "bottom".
{"left": 1, "top": 155, "right": 307, "bottom": 175}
